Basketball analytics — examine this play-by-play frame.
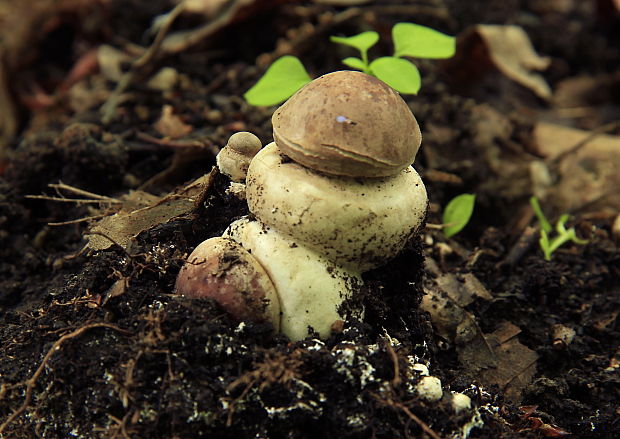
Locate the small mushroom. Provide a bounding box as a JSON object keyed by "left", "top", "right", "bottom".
{"left": 216, "top": 131, "right": 262, "bottom": 182}
{"left": 174, "top": 237, "right": 281, "bottom": 330}
{"left": 225, "top": 218, "right": 362, "bottom": 340}
{"left": 272, "top": 70, "right": 422, "bottom": 178}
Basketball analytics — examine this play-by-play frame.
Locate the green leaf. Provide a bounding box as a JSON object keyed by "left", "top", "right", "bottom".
{"left": 342, "top": 57, "right": 367, "bottom": 71}
{"left": 369, "top": 57, "right": 421, "bottom": 94}
{"left": 442, "top": 193, "right": 476, "bottom": 238}
{"left": 244, "top": 56, "right": 312, "bottom": 106}
{"left": 392, "top": 23, "right": 456, "bottom": 59}
{"left": 330, "top": 31, "right": 379, "bottom": 53}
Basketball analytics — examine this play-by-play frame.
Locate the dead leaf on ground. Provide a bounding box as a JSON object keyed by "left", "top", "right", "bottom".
{"left": 550, "top": 71, "right": 620, "bottom": 129}
{"left": 477, "top": 322, "right": 538, "bottom": 402}
{"left": 86, "top": 171, "right": 215, "bottom": 251}
{"left": 422, "top": 259, "right": 536, "bottom": 402}
{"left": 154, "top": 105, "right": 194, "bottom": 139}
{"left": 422, "top": 258, "right": 496, "bottom": 370}
{"left": 530, "top": 122, "right": 620, "bottom": 214}
{"left": 102, "top": 277, "right": 129, "bottom": 305}
{"left": 425, "top": 258, "right": 493, "bottom": 307}
{"left": 443, "top": 24, "right": 552, "bottom": 100}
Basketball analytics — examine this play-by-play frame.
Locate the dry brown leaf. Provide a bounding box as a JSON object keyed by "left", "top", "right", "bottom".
{"left": 477, "top": 322, "right": 538, "bottom": 402}
{"left": 476, "top": 25, "right": 551, "bottom": 99}
{"left": 102, "top": 277, "right": 128, "bottom": 305}
{"left": 424, "top": 258, "right": 493, "bottom": 308}
{"left": 423, "top": 260, "right": 537, "bottom": 402}
{"left": 86, "top": 172, "right": 214, "bottom": 251}
{"left": 422, "top": 258, "right": 494, "bottom": 368}
{"left": 443, "top": 24, "right": 552, "bottom": 99}
{"left": 553, "top": 72, "right": 620, "bottom": 113}
{"left": 531, "top": 122, "right": 620, "bottom": 214}
{"left": 154, "top": 105, "right": 193, "bottom": 139}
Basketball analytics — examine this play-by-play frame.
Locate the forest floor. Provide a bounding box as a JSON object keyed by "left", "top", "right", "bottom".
{"left": 0, "top": 1, "right": 619, "bottom": 438}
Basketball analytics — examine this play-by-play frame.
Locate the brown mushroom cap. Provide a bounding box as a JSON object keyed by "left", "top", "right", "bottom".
{"left": 272, "top": 70, "right": 422, "bottom": 178}
{"left": 174, "top": 237, "right": 280, "bottom": 329}
{"left": 216, "top": 131, "right": 262, "bottom": 182}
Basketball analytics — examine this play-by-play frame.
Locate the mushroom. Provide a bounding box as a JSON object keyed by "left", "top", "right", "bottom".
{"left": 174, "top": 237, "right": 281, "bottom": 330}
{"left": 272, "top": 70, "right": 421, "bottom": 178}
{"left": 178, "top": 71, "right": 428, "bottom": 340}
{"left": 216, "top": 131, "right": 262, "bottom": 182}
{"left": 245, "top": 141, "right": 426, "bottom": 271}
{"left": 224, "top": 218, "right": 362, "bottom": 341}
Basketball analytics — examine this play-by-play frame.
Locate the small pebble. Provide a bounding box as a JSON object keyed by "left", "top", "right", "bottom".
{"left": 412, "top": 363, "right": 429, "bottom": 376}
{"left": 416, "top": 376, "right": 443, "bottom": 402}
{"left": 451, "top": 392, "right": 472, "bottom": 413}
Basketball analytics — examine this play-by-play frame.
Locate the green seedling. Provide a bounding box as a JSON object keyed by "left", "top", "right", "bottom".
{"left": 529, "top": 196, "right": 588, "bottom": 261}
{"left": 244, "top": 23, "right": 456, "bottom": 106}
{"left": 442, "top": 193, "right": 476, "bottom": 238}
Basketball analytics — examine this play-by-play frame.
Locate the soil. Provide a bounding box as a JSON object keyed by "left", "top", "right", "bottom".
{"left": 1, "top": 1, "right": 619, "bottom": 438}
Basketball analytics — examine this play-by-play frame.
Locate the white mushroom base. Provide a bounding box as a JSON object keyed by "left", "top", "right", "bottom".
{"left": 225, "top": 218, "right": 363, "bottom": 341}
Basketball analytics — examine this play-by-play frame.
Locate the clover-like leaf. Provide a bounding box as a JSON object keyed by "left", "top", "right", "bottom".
{"left": 443, "top": 193, "right": 476, "bottom": 238}
{"left": 369, "top": 57, "right": 421, "bottom": 94}
{"left": 330, "top": 31, "right": 379, "bottom": 54}
{"left": 393, "top": 23, "right": 456, "bottom": 59}
{"left": 341, "top": 57, "right": 367, "bottom": 71}
{"left": 244, "top": 56, "right": 312, "bottom": 106}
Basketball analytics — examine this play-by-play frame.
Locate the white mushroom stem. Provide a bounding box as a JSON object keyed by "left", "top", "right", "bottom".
{"left": 246, "top": 143, "right": 427, "bottom": 272}
{"left": 225, "top": 217, "right": 363, "bottom": 340}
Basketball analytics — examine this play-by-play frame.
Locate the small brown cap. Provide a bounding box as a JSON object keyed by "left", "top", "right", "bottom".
{"left": 216, "top": 131, "right": 262, "bottom": 181}
{"left": 272, "top": 71, "right": 421, "bottom": 177}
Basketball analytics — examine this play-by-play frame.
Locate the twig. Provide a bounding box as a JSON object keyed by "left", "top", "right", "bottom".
{"left": 50, "top": 182, "right": 121, "bottom": 202}
{"left": 135, "top": 131, "right": 218, "bottom": 154}
{"left": 0, "top": 323, "right": 132, "bottom": 435}
{"left": 100, "top": 1, "right": 187, "bottom": 124}
{"left": 549, "top": 120, "right": 620, "bottom": 168}
{"left": 25, "top": 195, "right": 120, "bottom": 204}
{"left": 502, "top": 225, "right": 538, "bottom": 267}
{"left": 26, "top": 182, "right": 121, "bottom": 205}
{"left": 384, "top": 340, "right": 402, "bottom": 387}
{"left": 47, "top": 214, "right": 108, "bottom": 226}
{"left": 159, "top": 0, "right": 253, "bottom": 54}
